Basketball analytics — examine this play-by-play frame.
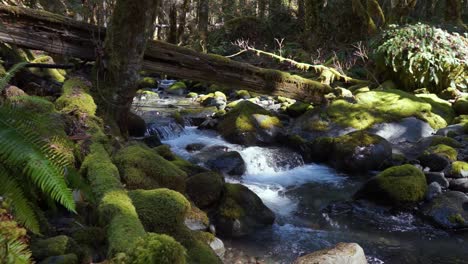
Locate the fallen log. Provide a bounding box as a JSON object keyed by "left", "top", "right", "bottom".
{"left": 0, "top": 5, "right": 332, "bottom": 102}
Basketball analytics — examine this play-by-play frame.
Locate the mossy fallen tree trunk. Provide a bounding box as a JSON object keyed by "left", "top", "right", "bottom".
{"left": 0, "top": 5, "right": 331, "bottom": 102}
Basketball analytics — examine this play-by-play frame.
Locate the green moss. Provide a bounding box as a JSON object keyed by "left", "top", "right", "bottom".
{"left": 8, "top": 95, "right": 55, "bottom": 113}
{"left": 186, "top": 92, "right": 198, "bottom": 98}
{"left": 80, "top": 143, "right": 146, "bottom": 257}
{"left": 453, "top": 97, "right": 468, "bottom": 115}
{"left": 185, "top": 240, "right": 221, "bottom": 264}
{"left": 129, "top": 189, "right": 190, "bottom": 234}
{"left": 219, "top": 184, "right": 247, "bottom": 219}
{"left": 30, "top": 235, "right": 79, "bottom": 260}
{"left": 154, "top": 145, "right": 207, "bottom": 176}
{"left": 55, "top": 78, "right": 97, "bottom": 116}
{"left": 416, "top": 94, "right": 455, "bottom": 124}
{"left": 234, "top": 90, "right": 251, "bottom": 99}
{"left": 71, "top": 227, "right": 105, "bottom": 248}
{"left": 138, "top": 77, "right": 157, "bottom": 88}
{"left": 29, "top": 55, "right": 66, "bottom": 82}
{"left": 186, "top": 206, "right": 209, "bottom": 227}
{"left": 114, "top": 144, "right": 187, "bottom": 192}
{"left": 40, "top": 254, "right": 78, "bottom": 264}
{"left": 453, "top": 115, "right": 468, "bottom": 124}
{"left": 172, "top": 111, "right": 185, "bottom": 126}
{"left": 424, "top": 144, "right": 458, "bottom": 161}
{"left": 218, "top": 101, "right": 281, "bottom": 140}
{"left": 186, "top": 172, "right": 224, "bottom": 208}
{"left": 326, "top": 89, "right": 450, "bottom": 130}
{"left": 370, "top": 164, "right": 427, "bottom": 204}
{"left": 450, "top": 161, "right": 468, "bottom": 177}
{"left": 448, "top": 214, "right": 465, "bottom": 224}
{"left": 428, "top": 136, "right": 461, "bottom": 148}
{"left": 286, "top": 102, "right": 313, "bottom": 117}
{"left": 128, "top": 233, "right": 187, "bottom": 264}
{"left": 335, "top": 131, "right": 381, "bottom": 151}
{"left": 192, "top": 231, "right": 215, "bottom": 244}
{"left": 168, "top": 81, "right": 187, "bottom": 91}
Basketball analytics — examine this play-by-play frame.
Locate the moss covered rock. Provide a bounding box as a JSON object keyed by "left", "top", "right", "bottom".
{"left": 234, "top": 90, "right": 251, "bottom": 99}
{"left": 355, "top": 164, "right": 427, "bottom": 205}
{"left": 154, "top": 145, "right": 208, "bottom": 176}
{"left": 128, "top": 233, "right": 186, "bottom": 264}
{"left": 217, "top": 101, "right": 283, "bottom": 145}
{"left": 129, "top": 188, "right": 190, "bottom": 233}
{"left": 286, "top": 102, "right": 313, "bottom": 117}
{"left": 55, "top": 77, "right": 96, "bottom": 116}
{"left": 214, "top": 183, "right": 275, "bottom": 237}
{"left": 186, "top": 172, "right": 224, "bottom": 209}
{"left": 138, "top": 77, "right": 157, "bottom": 89}
{"left": 453, "top": 96, "right": 468, "bottom": 115}
{"left": 424, "top": 144, "right": 458, "bottom": 161}
{"left": 330, "top": 131, "right": 392, "bottom": 173}
{"left": 31, "top": 235, "right": 80, "bottom": 261}
{"left": 167, "top": 81, "right": 187, "bottom": 95}
{"left": 421, "top": 191, "right": 468, "bottom": 229}
{"left": 446, "top": 161, "right": 468, "bottom": 178}
{"left": 114, "top": 144, "right": 187, "bottom": 192}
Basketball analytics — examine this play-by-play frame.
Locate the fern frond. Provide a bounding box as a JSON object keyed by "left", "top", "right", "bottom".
{"left": 0, "top": 168, "right": 40, "bottom": 234}
{"left": 0, "top": 62, "right": 28, "bottom": 92}
{"left": 0, "top": 118, "right": 76, "bottom": 213}
{"left": 0, "top": 235, "right": 33, "bottom": 264}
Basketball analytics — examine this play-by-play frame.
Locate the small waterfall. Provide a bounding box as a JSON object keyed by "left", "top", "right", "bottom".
{"left": 240, "top": 147, "right": 304, "bottom": 175}
{"left": 146, "top": 118, "right": 185, "bottom": 140}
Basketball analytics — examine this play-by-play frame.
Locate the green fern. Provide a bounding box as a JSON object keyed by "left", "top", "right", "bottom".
{"left": 0, "top": 62, "right": 28, "bottom": 92}
{"left": 0, "top": 106, "right": 76, "bottom": 233}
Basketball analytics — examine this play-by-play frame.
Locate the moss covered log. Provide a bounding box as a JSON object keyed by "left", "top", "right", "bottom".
{"left": 0, "top": 5, "right": 331, "bottom": 103}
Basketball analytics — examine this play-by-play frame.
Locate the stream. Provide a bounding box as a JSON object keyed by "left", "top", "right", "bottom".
{"left": 137, "top": 96, "right": 468, "bottom": 264}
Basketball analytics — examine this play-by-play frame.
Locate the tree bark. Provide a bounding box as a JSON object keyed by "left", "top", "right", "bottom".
{"left": 0, "top": 5, "right": 333, "bottom": 103}
{"left": 198, "top": 0, "right": 209, "bottom": 52}
{"left": 258, "top": 0, "right": 267, "bottom": 19}
{"left": 94, "top": 0, "right": 159, "bottom": 135}
{"left": 177, "top": 0, "right": 191, "bottom": 43}
{"left": 168, "top": 2, "right": 178, "bottom": 44}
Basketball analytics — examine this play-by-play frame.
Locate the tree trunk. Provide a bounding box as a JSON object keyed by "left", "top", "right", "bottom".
{"left": 445, "top": 0, "right": 466, "bottom": 28}
{"left": 258, "top": 0, "right": 267, "bottom": 19}
{"left": 168, "top": 2, "right": 178, "bottom": 44}
{"left": 0, "top": 5, "right": 333, "bottom": 103}
{"left": 269, "top": 0, "right": 282, "bottom": 18}
{"left": 198, "top": 0, "right": 209, "bottom": 52}
{"left": 177, "top": 0, "right": 190, "bottom": 43}
{"left": 94, "top": 0, "right": 159, "bottom": 136}
{"left": 297, "top": 0, "right": 305, "bottom": 23}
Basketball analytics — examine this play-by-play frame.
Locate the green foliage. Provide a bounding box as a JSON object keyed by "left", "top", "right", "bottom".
{"left": 372, "top": 23, "right": 468, "bottom": 93}
{"left": 128, "top": 233, "right": 186, "bottom": 264}
{"left": 0, "top": 106, "right": 75, "bottom": 233}
{"left": 0, "top": 208, "right": 32, "bottom": 264}
{"left": 30, "top": 235, "right": 79, "bottom": 260}
{"left": 0, "top": 62, "right": 27, "bottom": 92}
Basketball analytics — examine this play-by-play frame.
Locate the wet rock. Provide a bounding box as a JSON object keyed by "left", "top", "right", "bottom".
{"left": 140, "top": 134, "right": 162, "bottom": 148}
{"left": 214, "top": 183, "right": 275, "bottom": 238}
{"left": 330, "top": 131, "right": 392, "bottom": 173}
{"left": 198, "top": 117, "right": 218, "bottom": 130}
{"left": 218, "top": 101, "right": 283, "bottom": 146}
{"left": 424, "top": 172, "right": 449, "bottom": 188}
{"left": 210, "top": 237, "right": 226, "bottom": 258}
{"left": 293, "top": 243, "right": 367, "bottom": 264}
{"left": 206, "top": 151, "right": 246, "bottom": 177}
{"left": 449, "top": 178, "right": 468, "bottom": 193}
{"left": 186, "top": 143, "right": 206, "bottom": 152}
{"left": 369, "top": 117, "right": 435, "bottom": 144}
{"left": 436, "top": 124, "right": 465, "bottom": 137}
{"left": 421, "top": 191, "right": 468, "bottom": 229}
{"left": 127, "top": 112, "right": 147, "bottom": 137}
{"left": 426, "top": 182, "right": 442, "bottom": 201}
{"left": 419, "top": 154, "right": 451, "bottom": 172}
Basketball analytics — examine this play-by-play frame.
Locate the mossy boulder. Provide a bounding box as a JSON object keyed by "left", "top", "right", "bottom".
{"left": 325, "top": 89, "right": 451, "bottom": 130}
{"left": 214, "top": 183, "right": 275, "bottom": 237}
{"left": 286, "top": 102, "right": 313, "bottom": 117}
{"left": 421, "top": 191, "right": 468, "bottom": 229}
{"left": 186, "top": 172, "right": 224, "bottom": 209}
{"left": 417, "top": 135, "right": 461, "bottom": 149}
{"left": 31, "top": 235, "right": 81, "bottom": 261}
{"left": 217, "top": 101, "right": 283, "bottom": 145}
{"left": 453, "top": 96, "right": 468, "bottom": 115}
{"left": 330, "top": 131, "right": 392, "bottom": 173}
{"left": 138, "top": 77, "right": 157, "bottom": 88}
{"left": 128, "top": 233, "right": 186, "bottom": 264}
{"left": 446, "top": 161, "right": 468, "bottom": 178}
{"left": 206, "top": 151, "right": 246, "bottom": 176}
{"left": 355, "top": 164, "right": 427, "bottom": 205}
{"left": 423, "top": 144, "right": 458, "bottom": 161}
{"left": 167, "top": 81, "right": 187, "bottom": 95}
{"left": 234, "top": 90, "right": 251, "bottom": 99}
{"left": 129, "top": 188, "right": 190, "bottom": 233}
{"left": 40, "top": 254, "right": 78, "bottom": 264}
{"left": 114, "top": 144, "right": 187, "bottom": 192}
{"left": 55, "top": 77, "right": 96, "bottom": 116}
{"left": 29, "top": 55, "right": 66, "bottom": 82}
{"left": 154, "top": 145, "right": 208, "bottom": 176}
{"left": 185, "top": 206, "right": 209, "bottom": 231}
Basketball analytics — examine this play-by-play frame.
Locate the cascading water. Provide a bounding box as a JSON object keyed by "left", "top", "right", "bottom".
{"left": 163, "top": 126, "right": 468, "bottom": 264}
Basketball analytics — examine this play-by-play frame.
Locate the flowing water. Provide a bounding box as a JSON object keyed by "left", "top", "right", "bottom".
{"left": 137, "top": 94, "right": 468, "bottom": 264}
{"left": 160, "top": 126, "right": 468, "bottom": 264}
